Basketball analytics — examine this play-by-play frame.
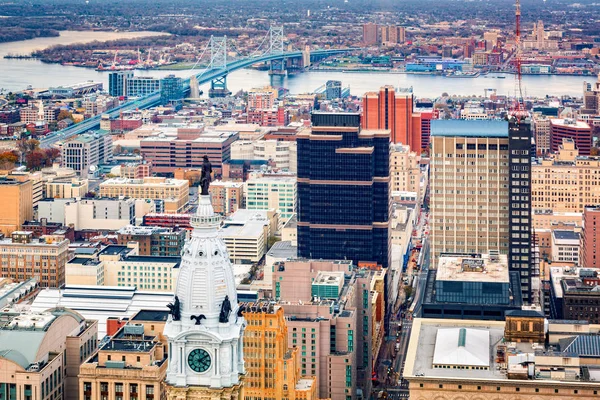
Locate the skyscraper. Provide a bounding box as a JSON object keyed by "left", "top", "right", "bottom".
{"left": 297, "top": 112, "right": 390, "bottom": 269}
{"left": 163, "top": 192, "right": 245, "bottom": 399}
{"left": 362, "top": 85, "right": 420, "bottom": 149}
{"left": 430, "top": 119, "right": 534, "bottom": 302}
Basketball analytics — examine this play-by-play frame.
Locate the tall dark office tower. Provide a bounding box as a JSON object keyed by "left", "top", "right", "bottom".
{"left": 297, "top": 112, "right": 390, "bottom": 269}
{"left": 508, "top": 119, "right": 533, "bottom": 304}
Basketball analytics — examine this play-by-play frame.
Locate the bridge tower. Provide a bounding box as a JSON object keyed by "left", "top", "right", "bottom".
{"left": 268, "top": 26, "right": 287, "bottom": 76}
{"left": 208, "top": 36, "right": 231, "bottom": 98}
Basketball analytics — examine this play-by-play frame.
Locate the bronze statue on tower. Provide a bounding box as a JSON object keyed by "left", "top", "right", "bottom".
{"left": 200, "top": 155, "right": 212, "bottom": 196}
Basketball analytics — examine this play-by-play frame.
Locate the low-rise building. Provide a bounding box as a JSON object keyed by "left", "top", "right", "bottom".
{"left": 0, "top": 307, "right": 98, "bottom": 400}
{"left": 78, "top": 323, "right": 167, "bottom": 400}
{"left": 549, "top": 266, "right": 600, "bottom": 323}
{"left": 231, "top": 139, "right": 297, "bottom": 172}
{"left": 117, "top": 225, "right": 185, "bottom": 257}
{"left": 552, "top": 230, "right": 580, "bottom": 264}
{"left": 405, "top": 315, "right": 600, "bottom": 399}
{"left": 45, "top": 178, "right": 89, "bottom": 199}
{"left": 421, "top": 252, "right": 523, "bottom": 320}
{"left": 99, "top": 177, "right": 189, "bottom": 214}
{"left": 581, "top": 206, "right": 600, "bottom": 268}
{"left": 209, "top": 180, "right": 244, "bottom": 216}
{"left": 220, "top": 209, "right": 277, "bottom": 264}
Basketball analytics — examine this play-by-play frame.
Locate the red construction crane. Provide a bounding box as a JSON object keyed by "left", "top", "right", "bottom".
{"left": 512, "top": 0, "right": 527, "bottom": 119}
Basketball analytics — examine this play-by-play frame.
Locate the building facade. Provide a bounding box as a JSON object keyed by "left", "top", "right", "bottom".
{"left": 163, "top": 193, "right": 245, "bottom": 399}
{"left": 246, "top": 175, "right": 297, "bottom": 220}
{"left": 62, "top": 130, "right": 112, "bottom": 178}
{"left": 208, "top": 181, "right": 244, "bottom": 216}
{"left": 0, "top": 231, "right": 69, "bottom": 287}
{"left": 297, "top": 112, "right": 390, "bottom": 269}
{"left": 581, "top": 206, "right": 600, "bottom": 268}
{"left": 99, "top": 177, "right": 189, "bottom": 214}
{"left": 126, "top": 76, "right": 161, "bottom": 97}
{"left": 362, "top": 86, "right": 419, "bottom": 148}
{"left": 390, "top": 143, "right": 421, "bottom": 194}
{"left": 241, "top": 303, "right": 320, "bottom": 400}
{"left": 78, "top": 324, "right": 167, "bottom": 400}
{"left": 532, "top": 139, "right": 600, "bottom": 213}
{"left": 108, "top": 71, "right": 133, "bottom": 97}
{"left": 0, "top": 307, "right": 98, "bottom": 400}
{"left": 0, "top": 178, "right": 33, "bottom": 236}
{"left": 550, "top": 118, "right": 592, "bottom": 156}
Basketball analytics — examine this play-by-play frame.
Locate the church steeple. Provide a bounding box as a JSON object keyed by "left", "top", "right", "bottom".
{"left": 164, "top": 168, "right": 245, "bottom": 398}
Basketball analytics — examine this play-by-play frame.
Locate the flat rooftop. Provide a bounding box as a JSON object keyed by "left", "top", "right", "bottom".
{"left": 131, "top": 309, "right": 169, "bottom": 322}
{"left": 436, "top": 253, "right": 509, "bottom": 283}
{"left": 431, "top": 120, "right": 508, "bottom": 137}
{"left": 266, "top": 240, "right": 297, "bottom": 259}
{"left": 98, "top": 245, "right": 131, "bottom": 257}
{"left": 553, "top": 229, "right": 580, "bottom": 242}
{"left": 550, "top": 118, "right": 590, "bottom": 129}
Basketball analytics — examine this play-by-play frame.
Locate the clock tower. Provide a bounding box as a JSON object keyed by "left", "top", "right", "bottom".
{"left": 164, "top": 190, "right": 245, "bottom": 400}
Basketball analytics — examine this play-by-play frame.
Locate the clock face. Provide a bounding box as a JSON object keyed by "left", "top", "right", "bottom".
{"left": 188, "top": 348, "right": 211, "bottom": 373}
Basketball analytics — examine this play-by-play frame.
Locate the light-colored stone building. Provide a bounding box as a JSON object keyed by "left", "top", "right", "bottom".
{"left": 390, "top": 143, "right": 421, "bottom": 195}
{"left": 405, "top": 316, "right": 600, "bottom": 400}
{"left": 62, "top": 130, "right": 112, "bottom": 178}
{"left": 45, "top": 178, "right": 89, "bottom": 199}
{"left": 532, "top": 138, "right": 600, "bottom": 213}
{"left": 99, "top": 177, "right": 189, "bottom": 213}
{"left": 0, "top": 307, "right": 98, "bottom": 400}
{"left": 78, "top": 323, "right": 167, "bottom": 400}
{"left": 430, "top": 120, "right": 510, "bottom": 262}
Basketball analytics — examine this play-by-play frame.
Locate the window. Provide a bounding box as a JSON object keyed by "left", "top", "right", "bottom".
{"left": 497, "top": 387, "right": 501, "bottom": 391}
{"left": 439, "top": 384, "right": 443, "bottom": 389}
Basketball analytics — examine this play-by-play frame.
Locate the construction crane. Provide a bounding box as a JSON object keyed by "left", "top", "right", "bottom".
{"left": 512, "top": 0, "right": 527, "bottom": 119}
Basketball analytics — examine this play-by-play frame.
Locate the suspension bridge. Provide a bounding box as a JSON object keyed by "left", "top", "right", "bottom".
{"left": 40, "top": 26, "right": 358, "bottom": 148}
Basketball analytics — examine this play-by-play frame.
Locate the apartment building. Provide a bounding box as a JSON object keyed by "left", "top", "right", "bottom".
{"left": 273, "top": 260, "right": 384, "bottom": 400}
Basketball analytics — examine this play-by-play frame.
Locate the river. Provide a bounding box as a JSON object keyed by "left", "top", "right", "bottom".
{"left": 0, "top": 31, "right": 593, "bottom": 98}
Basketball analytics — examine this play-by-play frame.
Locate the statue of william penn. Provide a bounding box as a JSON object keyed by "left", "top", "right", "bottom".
{"left": 200, "top": 155, "right": 212, "bottom": 196}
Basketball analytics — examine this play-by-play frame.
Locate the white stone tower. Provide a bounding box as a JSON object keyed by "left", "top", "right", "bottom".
{"left": 164, "top": 193, "right": 244, "bottom": 399}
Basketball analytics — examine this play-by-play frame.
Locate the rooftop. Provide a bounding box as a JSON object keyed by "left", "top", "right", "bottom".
{"left": 266, "top": 240, "right": 297, "bottom": 259}
{"left": 131, "top": 309, "right": 169, "bottom": 322}
{"left": 550, "top": 118, "right": 591, "bottom": 129}
{"left": 98, "top": 245, "right": 131, "bottom": 257}
{"left": 436, "top": 253, "right": 509, "bottom": 283}
{"left": 553, "top": 230, "right": 580, "bottom": 242}
{"left": 431, "top": 120, "right": 508, "bottom": 138}
{"left": 432, "top": 327, "right": 490, "bottom": 367}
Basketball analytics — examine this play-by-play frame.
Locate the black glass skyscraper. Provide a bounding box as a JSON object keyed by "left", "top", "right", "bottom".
{"left": 508, "top": 119, "right": 533, "bottom": 304}
{"left": 297, "top": 112, "right": 390, "bottom": 269}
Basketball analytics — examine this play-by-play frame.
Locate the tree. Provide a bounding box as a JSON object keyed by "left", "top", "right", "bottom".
{"left": 267, "top": 235, "right": 280, "bottom": 248}
{"left": 591, "top": 147, "right": 600, "bottom": 157}
{"left": 17, "top": 138, "right": 39, "bottom": 155}
{"left": 25, "top": 150, "right": 45, "bottom": 170}
{"left": 44, "top": 147, "right": 61, "bottom": 163}
{"left": 0, "top": 150, "right": 18, "bottom": 170}
{"left": 404, "top": 285, "right": 413, "bottom": 300}
{"left": 57, "top": 109, "right": 73, "bottom": 121}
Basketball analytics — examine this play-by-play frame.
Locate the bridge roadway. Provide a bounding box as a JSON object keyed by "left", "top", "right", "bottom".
{"left": 40, "top": 48, "right": 357, "bottom": 148}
